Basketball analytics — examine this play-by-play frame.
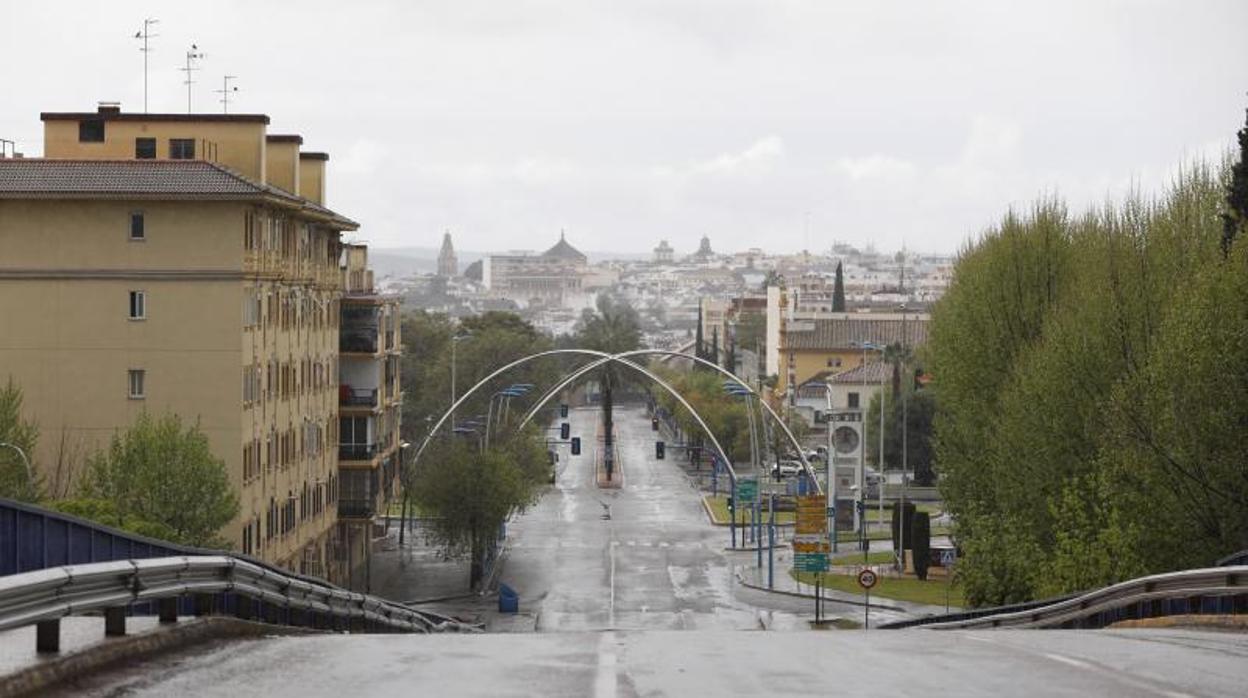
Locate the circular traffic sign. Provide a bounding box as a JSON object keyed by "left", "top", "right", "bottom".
{"left": 857, "top": 568, "right": 878, "bottom": 590}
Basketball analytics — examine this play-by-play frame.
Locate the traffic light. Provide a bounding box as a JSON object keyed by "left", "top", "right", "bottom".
{"left": 570, "top": 437, "right": 581, "bottom": 455}
{"left": 560, "top": 422, "right": 570, "bottom": 440}
{"left": 651, "top": 417, "right": 659, "bottom": 431}
{"left": 656, "top": 441, "right": 665, "bottom": 460}
{"left": 559, "top": 403, "right": 569, "bottom": 418}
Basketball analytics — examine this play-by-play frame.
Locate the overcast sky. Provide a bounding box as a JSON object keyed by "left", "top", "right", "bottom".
{"left": 3, "top": 1, "right": 1246, "bottom": 255}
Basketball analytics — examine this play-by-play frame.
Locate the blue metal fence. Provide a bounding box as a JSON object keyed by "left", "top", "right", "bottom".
{"left": 1, "top": 497, "right": 198, "bottom": 577}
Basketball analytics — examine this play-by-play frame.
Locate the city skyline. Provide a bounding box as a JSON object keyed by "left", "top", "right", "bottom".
{"left": 3, "top": 1, "right": 1246, "bottom": 255}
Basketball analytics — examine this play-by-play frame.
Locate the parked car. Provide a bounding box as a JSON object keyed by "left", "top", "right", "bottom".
{"left": 771, "top": 460, "right": 804, "bottom": 479}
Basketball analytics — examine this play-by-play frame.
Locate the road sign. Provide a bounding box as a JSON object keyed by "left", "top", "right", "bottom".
{"left": 795, "top": 495, "right": 827, "bottom": 536}
{"left": 857, "top": 568, "right": 878, "bottom": 590}
{"left": 940, "top": 549, "right": 957, "bottom": 567}
{"left": 794, "top": 552, "right": 828, "bottom": 573}
{"left": 735, "top": 478, "right": 757, "bottom": 501}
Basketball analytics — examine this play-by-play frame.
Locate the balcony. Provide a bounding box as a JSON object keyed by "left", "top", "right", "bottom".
{"left": 339, "top": 443, "right": 378, "bottom": 461}
{"left": 340, "top": 328, "right": 379, "bottom": 354}
{"left": 337, "top": 498, "right": 375, "bottom": 519}
{"left": 339, "top": 386, "right": 379, "bottom": 409}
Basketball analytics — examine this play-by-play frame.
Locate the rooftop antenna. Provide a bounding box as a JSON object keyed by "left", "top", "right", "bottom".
{"left": 216, "top": 75, "right": 239, "bottom": 114}
{"left": 180, "top": 44, "right": 206, "bottom": 114}
{"left": 134, "top": 18, "right": 160, "bottom": 113}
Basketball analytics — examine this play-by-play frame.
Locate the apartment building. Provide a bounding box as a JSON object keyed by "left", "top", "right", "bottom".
{"left": 0, "top": 103, "right": 380, "bottom": 583}
{"left": 337, "top": 243, "right": 403, "bottom": 589}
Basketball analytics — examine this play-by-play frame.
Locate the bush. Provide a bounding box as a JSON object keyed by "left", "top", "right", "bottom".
{"left": 912, "top": 512, "right": 932, "bottom": 580}
{"left": 891, "top": 501, "right": 915, "bottom": 551}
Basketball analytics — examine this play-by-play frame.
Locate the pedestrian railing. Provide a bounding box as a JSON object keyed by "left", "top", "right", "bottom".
{"left": 915, "top": 566, "right": 1247, "bottom": 630}
{"left": 0, "top": 556, "right": 476, "bottom": 655}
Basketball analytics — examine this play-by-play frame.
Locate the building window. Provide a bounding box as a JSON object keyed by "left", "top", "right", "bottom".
{"left": 135, "top": 137, "right": 156, "bottom": 159}
{"left": 848, "top": 392, "right": 860, "bottom": 409}
{"left": 128, "top": 369, "right": 146, "bottom": 399}
{"left": 826, "top": 358, "right": 842, "bottom": 368}
{"left": 78, "top": 119, "right": 105, "bottom": 142}
{"left": 128, "top": 290, "right": 146, "bottom": 319}
{"left": 169, "top": 138, "right": 195, "bottom": 159}
{"left": 130, "top": 212, "right": 145, "bottom": 240}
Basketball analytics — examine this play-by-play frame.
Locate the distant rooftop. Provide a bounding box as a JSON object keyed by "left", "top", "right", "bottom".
{"left": 542, "top": 232, "right": 587, "bottom": 262}
{"left": 784, "top": 316, "right": 928, "bottom": 350}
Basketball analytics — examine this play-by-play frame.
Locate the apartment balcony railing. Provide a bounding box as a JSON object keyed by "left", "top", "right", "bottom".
{"left": 340, "top": 328, "right": 379, "bottom": 354}
{"left": 337, "top": 498, "right": 376, "bottom": 519}
{"left": 339, "top": 387, "right": 379, "bottom": 408}
{"left": 339, "top": 443, "right": 378, "bottom": 461}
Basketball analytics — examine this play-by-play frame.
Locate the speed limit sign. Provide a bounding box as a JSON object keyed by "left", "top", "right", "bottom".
{"left": 857, "top": 568, "right": 878, "bottom": 590}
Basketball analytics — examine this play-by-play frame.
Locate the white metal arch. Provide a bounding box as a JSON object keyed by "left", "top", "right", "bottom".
{"left": 409, "top": 348, "right": 612, "bottom": 469}
{"left": 515, "top": 349, "right": 820, "bottom": 492}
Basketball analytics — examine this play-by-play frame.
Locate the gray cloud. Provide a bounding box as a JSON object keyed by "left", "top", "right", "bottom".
{"left": 3, "top": 0, "right": 1246, "bottom": 255}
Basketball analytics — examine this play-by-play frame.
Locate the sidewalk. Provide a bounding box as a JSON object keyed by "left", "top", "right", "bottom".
{"left": 369, "top": 524, "right": 479, "bottom": 604}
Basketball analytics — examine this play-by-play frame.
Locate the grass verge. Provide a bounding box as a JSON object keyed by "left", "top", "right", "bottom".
{"left": 790, "top": 569, "right": 966, "bottom": 608}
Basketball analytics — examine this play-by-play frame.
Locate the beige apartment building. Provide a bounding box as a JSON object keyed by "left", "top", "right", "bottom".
{"left": 0, "top": 104, "right": 397, "bottom": 585}
{"left": 337, "top": 243, "right": 403, "bottom": 590}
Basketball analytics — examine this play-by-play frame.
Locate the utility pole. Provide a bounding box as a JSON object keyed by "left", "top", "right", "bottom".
{"left": 135, "top": 18, "right": 160, "bottom": 113}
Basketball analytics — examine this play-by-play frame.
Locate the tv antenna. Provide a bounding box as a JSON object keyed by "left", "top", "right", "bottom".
{"left": 180, "top": 44, "right": 206, "bottom": 113}
{"left": 133, "top": 18, "right": 160, "bottom": 113}
{"left": 217, "top": 75, "right": 239, "bottom": 114}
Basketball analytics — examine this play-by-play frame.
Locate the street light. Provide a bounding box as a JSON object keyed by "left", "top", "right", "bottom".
{"left": 852, "top": 340, "right": 887, "bottom": 551}
{"left": 486, "top": 384, "right": 532, "bottom": 448}
{"left": 449, "top": 331, "right": 472, "bottom": 425}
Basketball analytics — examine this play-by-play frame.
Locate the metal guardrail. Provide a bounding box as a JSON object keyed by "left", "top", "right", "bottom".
{"left": 916, "top": 566, "right": 1247, "bottom": 630}
{"left": 0, "top": 556, "right": 474, "bottom": 653}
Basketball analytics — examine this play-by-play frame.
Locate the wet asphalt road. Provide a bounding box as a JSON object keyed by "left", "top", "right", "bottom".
{"left": 502, "top": 404, "right": 816, "bottom": 632}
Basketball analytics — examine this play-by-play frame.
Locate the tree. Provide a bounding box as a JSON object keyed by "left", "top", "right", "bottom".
{"left": 574, "top": 293, "right": 642, "bottom": 480}
{"left": 928, "top": 163, "right": 1235, "bottom": 606}
{"left": 412, "top": 430, "right": 547, "bottom": 589}
{"left": 79, "top": 412, "right": 239, "bottom": 548}
{"left": 865, "top": 385, "right": 936, "bottom": 484}
{"left": 0, "top": 379, "right": 40, "bottom": 502}
{"left": 1222, "top": 106, "right": 1248, "bottom": 256}
{"left": 832, "top": 261, "right": 846, "bottom": 312}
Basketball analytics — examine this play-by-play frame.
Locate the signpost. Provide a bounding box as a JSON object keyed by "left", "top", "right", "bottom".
{"left": 857, "top": 568, "right": 878, "bottom": 629}
{"left": 794, "top": 494, "right": 830, "bottom": 622}
{"left": 940, "top": 549, "right": 958, "bottom": 612}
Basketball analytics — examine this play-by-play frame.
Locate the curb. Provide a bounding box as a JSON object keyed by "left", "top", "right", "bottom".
{"left": 734, "top": 569, "right": 909, "bottom": 612}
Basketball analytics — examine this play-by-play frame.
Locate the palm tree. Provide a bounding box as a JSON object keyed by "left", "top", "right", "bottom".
{"left": 575, "top": 294, "right": 642, "bottom": 480}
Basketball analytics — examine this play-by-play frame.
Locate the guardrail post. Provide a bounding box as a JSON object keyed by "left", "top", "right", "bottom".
{"left": 193, "top": 593, "right": 214, "bottom": 617}
{"left": 158, "top": 597, "right": 178, "bottom": 624}
{"left": 236, "top": 596, "right": 254, "bottom": 620}
{"left": 36, "top": 619, "right": 60, "bottom": 653}
{"left": 104, "top": 607, "right": 127, "bottom": 636}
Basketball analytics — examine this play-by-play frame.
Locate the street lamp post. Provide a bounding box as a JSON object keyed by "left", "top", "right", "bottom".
{"left": 899, "top": 303, "right": 909, "bottom": 573}
{"left": 450, "top": 332, "right": 471, "bottom": 426}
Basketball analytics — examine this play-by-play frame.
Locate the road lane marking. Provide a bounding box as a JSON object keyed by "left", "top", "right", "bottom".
{"left": 1043, "top": 653, "right": 1093, "bottom": 670}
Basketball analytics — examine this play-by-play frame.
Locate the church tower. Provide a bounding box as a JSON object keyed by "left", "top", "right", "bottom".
{"left": 437, "top": 231, "right": 458, "bottom": 277}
